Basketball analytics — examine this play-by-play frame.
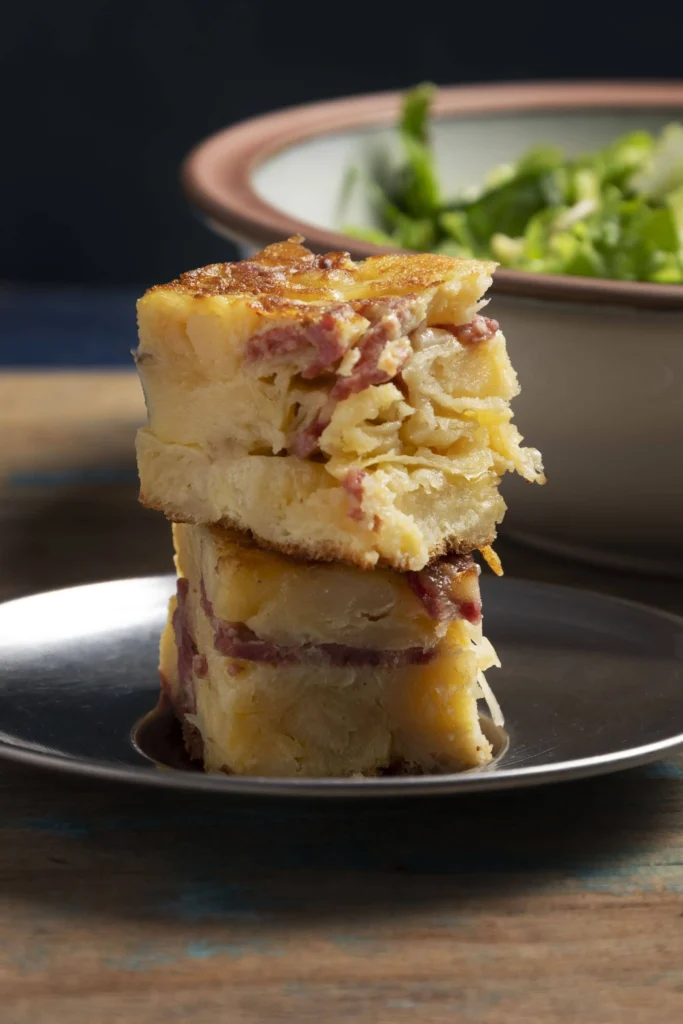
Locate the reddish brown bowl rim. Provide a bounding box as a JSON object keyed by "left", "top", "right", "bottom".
{"left": 182, "top": 80, "right": 683, "bottom": 310}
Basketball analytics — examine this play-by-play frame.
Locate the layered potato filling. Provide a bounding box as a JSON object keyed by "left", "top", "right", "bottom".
{"left": 136, "top": 239, "right": 544, "bottom": 571}
{"left": 159, "top": 524, "right": 501, "bottom": 777}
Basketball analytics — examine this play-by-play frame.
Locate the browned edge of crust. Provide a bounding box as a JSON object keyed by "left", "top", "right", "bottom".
{"left": 138, "top": 489, "right": 495, "bottom": 572}
{"left": 141, "top": 238, "right": 493, "bottom": 304}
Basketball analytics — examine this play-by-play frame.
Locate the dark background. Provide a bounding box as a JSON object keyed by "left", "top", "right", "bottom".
{"left": 3, "top": 0, "right": 682, "bottom": 288}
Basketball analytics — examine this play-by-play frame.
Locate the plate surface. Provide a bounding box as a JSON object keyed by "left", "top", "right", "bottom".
{"left": 509, "top": 530, "right": 683, "bottom": 580}
{"left": 0, "top": 575, "right": 682, "bottom": 797}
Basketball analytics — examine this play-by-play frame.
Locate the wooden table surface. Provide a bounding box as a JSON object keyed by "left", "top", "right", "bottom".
{"left": 1, "top": 369, "right": 682, "bottom": 1024}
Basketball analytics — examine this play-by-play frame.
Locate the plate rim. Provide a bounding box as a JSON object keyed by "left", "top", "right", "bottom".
{"left": 1, "top": 574, "right": 682, "bottom": 798}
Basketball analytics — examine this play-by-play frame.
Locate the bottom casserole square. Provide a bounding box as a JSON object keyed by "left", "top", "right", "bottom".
{"left": 159, "top": 524, "right": 502, "bottom": 777}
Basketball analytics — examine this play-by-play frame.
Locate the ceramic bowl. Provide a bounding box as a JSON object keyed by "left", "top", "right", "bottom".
{"left": 182, "top": 81, "right": 683, "bottom": 574}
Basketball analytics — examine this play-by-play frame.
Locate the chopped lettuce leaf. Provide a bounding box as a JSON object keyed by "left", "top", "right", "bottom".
{"left": 554, "top": 198, "right": 599, "bottom": 231}
{"left": 631, "top": 124, "right": 683, "bottom": 201}
{"left": 483, "top": 162, "right": 516, "bottom": 191}
{"left": 433, "top": 239, "right": 476, "bottom": 258}
{"left": 598, "top": 131, "right": 654, "bottom": 188}
{"left": 393, "top": 83, "right": 441, "bottom": 219}
{"left": 515, "top": 145, "right": 564, "bottom": 176}
{"left": 341, "top": 224, "right": 396, "bottom": 246}
{"left": 465, "top": 174, "right": 551, "bottom": 243}
{"left": 439, "top": 210, "right": 475, "bottom": 248}
{"left": 550, "top": 233, "right": 606, "bottom": 277}
{"left": 647, "top": 252, "right": 683, "bottom": 283}
{"left": 490, "top": 233, "right": 525, "bottom": 265}
{"left": 400, "top": 82, "right": 434, "bottom": 144}
{"left": 667, "top": 183, "right": 683, "bottom": 240}
{"left": 571, "top": 167, "right": 601, "bottom": 203}
{"left": 636, "top": 206, "right": 678, "bottom": 252}
{"left": 397, "top": 135, "right": 441, "bottom": 218}
{"left": 388, "top": 208, "right": 436, "bottom": 250}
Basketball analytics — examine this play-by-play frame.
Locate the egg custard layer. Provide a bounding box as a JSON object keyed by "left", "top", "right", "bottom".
{"left": 159, "top": 524, "right": 501, "bottom": 777}
{"left": 136, "top": 238, "right": 543, "bottom": 572}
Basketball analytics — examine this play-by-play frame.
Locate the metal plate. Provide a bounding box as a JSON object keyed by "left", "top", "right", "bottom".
{"left": 509, "top": 530, "right": 683, "bottom": 580}
{"left": 0, "top": 575, "right": 682, "bottom": 797}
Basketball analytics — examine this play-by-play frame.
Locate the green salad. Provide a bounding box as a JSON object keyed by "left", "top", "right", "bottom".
{"left": 342, "top": 84, "right": 683, "bottom": 283}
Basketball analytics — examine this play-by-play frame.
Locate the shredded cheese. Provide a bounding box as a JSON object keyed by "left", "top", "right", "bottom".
{"left": 476, "top": 669, "right": 504, "bottom": 727}
{"left": 479, "top": 544, "right": 503, "bottom": 576}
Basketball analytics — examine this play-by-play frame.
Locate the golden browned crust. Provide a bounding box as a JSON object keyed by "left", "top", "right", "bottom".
{"left": 139, "top": 489, "right": 495, "bottom": 571}
{"left": 213, "top": 515, "right": 495, "bottom": 571}
{"left": 144, "top": 237, "right": 496, "bottom": 309}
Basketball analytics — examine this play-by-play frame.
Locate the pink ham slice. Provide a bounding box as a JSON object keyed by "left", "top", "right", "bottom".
{"left": 434, "top": 315, "right": 499, "bottom": 346}
{"left": 289, "top": 414, "right": 329, "bottom": 459}
{"left": 284, "top": 296, "right": 425, "bottom": 456}
{"left": 244, "top": 305, "right": 358, "bottom": 379}
{"left": 215, "top": 625, "right": 436, "bottom": 668}
{"left": 341, "top": 468, "right": 366, "bottom": 522}
{"left": 199, "top": 580, "right": 435, "bottom": 668}
{"left": 172, "top": 578, "right": 207, "bottom": 716}
{"left": 406, "top": 555, "right": 482, "bottom": 625}
{"left": 331, "top": 296, "right": 423, "bottom": 400}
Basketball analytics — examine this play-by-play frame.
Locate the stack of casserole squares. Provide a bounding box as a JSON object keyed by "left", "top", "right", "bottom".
{"left": 134, "top": 239, "right": 544, "bottom": 777}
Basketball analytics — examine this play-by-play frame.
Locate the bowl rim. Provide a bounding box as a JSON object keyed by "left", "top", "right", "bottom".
{"left": 182, "top": 80, "right": 683, "bottom": 310}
